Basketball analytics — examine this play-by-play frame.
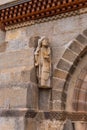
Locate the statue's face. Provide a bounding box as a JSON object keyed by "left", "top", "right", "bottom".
{"left": 42, "top": 39, "right": 48, "bottom": 47}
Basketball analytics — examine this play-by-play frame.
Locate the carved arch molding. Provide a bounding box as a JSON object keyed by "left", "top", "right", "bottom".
{"left": 53, "top": 29, "right": 87, "bottom": 113}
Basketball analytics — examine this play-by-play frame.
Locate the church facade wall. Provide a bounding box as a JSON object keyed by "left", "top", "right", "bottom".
{"left": 0, "top": 0, "right": 87, "bottom": 130}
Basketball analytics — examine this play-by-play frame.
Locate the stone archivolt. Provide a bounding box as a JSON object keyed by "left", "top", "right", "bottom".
{"left": 0, "top": 0, "right": 87, "bottom": 29}
{"left": 53, "top": 29, "right": 87, "bottom": 110}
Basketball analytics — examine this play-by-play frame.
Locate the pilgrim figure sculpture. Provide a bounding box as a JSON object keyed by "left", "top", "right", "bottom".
{"left": 34, "top": 37, "right": 51, "bottom": 88}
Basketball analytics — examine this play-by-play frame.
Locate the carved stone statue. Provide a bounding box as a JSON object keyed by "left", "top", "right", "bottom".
{"left": 34, "top": 36, "right": 51, "bottom": 88}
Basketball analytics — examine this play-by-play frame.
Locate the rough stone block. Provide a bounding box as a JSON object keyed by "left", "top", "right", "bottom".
{"left": 27, "top": 83, "right": 38, "bottom": 110}
{"left": 57, "top": 59, "right": 72, "bottom": 71}
{"left": 54, "top": 69, "right": 68, "bottom": 79}
{"left": 29, "top": 36, "right": 40, "bottom": 48}
{"left": 62, "top": 48, "right": 77, "bottom": 63}
{"left": 0, "top": 83, "right": 38, "bottom": 109}
{"left": 69, "top": 40, "right": 83, "bottom": 54}
{"left": 0, "top": 42, "right": 8, "bottom": 53}
{"left": 25, "top": 118, "right": 36, "bottom": 130}
{"left": 39, "top": 89, "right": 51, "bottom": 110}
{"left": 83, "top": 29, "right": 87, "bottom": 37}
{"left": 52, "top": 100, "right": 62, "bottom": 110}
{"left": 76, "top": 34, "right": 87, "bottom": 45}
{"left": 6, "top": 29, "right": 21, "bottom": 41}
{"left": 0, "top": 87, "right": 27, "bottom": 108}
{"left": 53, "top": 77, "right": 65, "bottom": 90}
{"left": 0, "top": 66, "right": 36, "bottom": 84}
{"left": 52, "top": 46, "right": 65, "bottom": 65}
{"left": 0, "top": 49, "right": 33, "bottom": 70}
{"left": 78, "top": 69, "right": 87, "bottom": 80}
{"left": 0, "top": 117, "right": 25, "bottom": 130}
{"left": 21, "top": 67, "right": 36, "bottom": 83}
{"left": 75, "top": 122, "right": 84, "bottom": 130}
{"left": 52, "top": 90, "right": 62, "bottom": 100}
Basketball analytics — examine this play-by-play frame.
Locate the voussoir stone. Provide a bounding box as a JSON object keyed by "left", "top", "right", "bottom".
{"left": 53, "top": 77, "right": 65, "bottom": 90}
{"left": 83, "top": 29, "right": 87, "bottom": 37}
{"left": 52, "top": 90, "right": 62, "bottom": 100}
{"left": 57, "top": 58, "right": 72, "bottom": 72}
{"left": 76, "top": 34, "right": 87, "bottom": 45}
{"left": 62, "top": 48, "right": 77, "bottom": 63}
{"left": 54, "top": 69, "right": 68, "bottom": 80}
{"left": 69, "top": 40, "right": 83, "bottom": 54}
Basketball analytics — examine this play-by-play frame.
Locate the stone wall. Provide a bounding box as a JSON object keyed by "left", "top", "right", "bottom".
{"left": 3, "top": 12, "right": 87, "bottom": 111}
{"left": 0, "top": 117, "right": 25, "bottom": 130}
{"left": 5, "top": 13, "right": 87, "bottom": 66}
{"left": 0, "top": 4, "right": 87, "bottom": 129}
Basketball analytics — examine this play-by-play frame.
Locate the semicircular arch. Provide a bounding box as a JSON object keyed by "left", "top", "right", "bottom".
{"left": 53, "top": 29, "right": 87, "bottom": 110}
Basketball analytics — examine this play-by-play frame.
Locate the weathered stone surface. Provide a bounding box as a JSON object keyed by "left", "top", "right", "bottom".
{"left": 21, "top": 67, "right": 36, "bottom": 83}
{"left": 6, "top": 39, "right": 29, "bottom": 52}
{"left": 75, "top": 122, "right": 85, "bottom": 130}
{"left": 5, "top": 13, "right": 87, "bottom": 67}
{"left": 0, "top": 117, "right": 25, "bottom": 130}
{"left": 62, "top": 49, "right": 77, "bottom": 63}
{"left": 0, "top": 66, "right": 37, "bottom": 84}
{"left": 0, "top": 83, "right": 38, "bottom": 109}
{"left": 54, "top": 69, "right": 68, "bottom": 79}
{"left": 0, "top": 3, "right": 86, "bottom": 129}
{"left": 69, "top": 40, "right": 83, "bottom": 54}
{"left": 57, "top": 59, "right": 71, "bottom": 72}
{"left": 83, "top": 29, "right": 87, "bottom": 37}
{"left": 29, "top": 36, "right": 40, "bottom": 48}
{"left": 52, "top": 100, "right": 62, "bottom": 110}
{"left": 0, "top": 49, "right": 33, "bottom": 69}
{"left": 2, "top": 13, "right": 86, "bottom": 78}
{"left": 30, "top": 120, "right": 65, "bottom": 130}
{"left": 66, "top": 54, "right": 87, "bottom": 111}
{"left": 53, "top": 78, "right": 65, "bottom": 90}
{"left": 76, "top": 34, "right": 87, "bottom": 45}
{"left": 0, "top": 87, "right": 27, "bottom": 108}
{"left": 52, "top": 90, "right": 62, "bottom": 100}
{"left": 78, "top": 69, "right": 87, "bottom": 80}
{"left": 0, "top": 42, "right": 8, "bottom": 53}
{"left": 52, "top": 46, "right": 65, "bottom": 65}
{"left": 25, "top": 118, "right": 36, "bottom": 130}
{"left": 39, "top": 89, "right": 52, "bottom": 110}
{"left": 27, "top": 83, "right": 38, "bottom": 110}
{"left": 34, "top": 37, "right": 52, "bottom": 88}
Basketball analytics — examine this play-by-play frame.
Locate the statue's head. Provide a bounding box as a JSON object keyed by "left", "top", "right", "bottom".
{"left": 38, "top": 36, "right": 49, "bottom": 47}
